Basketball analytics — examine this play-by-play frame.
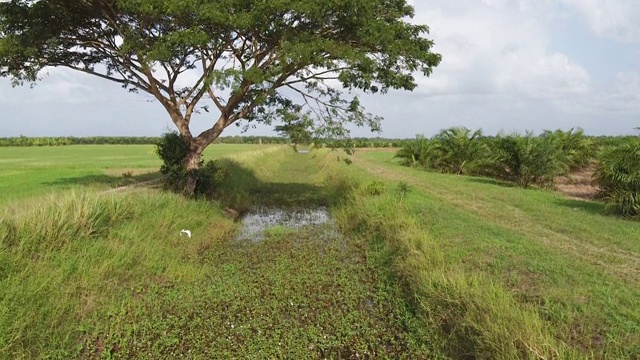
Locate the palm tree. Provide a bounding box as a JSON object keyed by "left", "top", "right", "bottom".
{"left": 430, "top": 127, "right": 487, "bottom": 175}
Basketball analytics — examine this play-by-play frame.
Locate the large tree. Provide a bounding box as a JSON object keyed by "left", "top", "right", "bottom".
{"left": 0, "top": 0, "right": 441, "bottom": 193}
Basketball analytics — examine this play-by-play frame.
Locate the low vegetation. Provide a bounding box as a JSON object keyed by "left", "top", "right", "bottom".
{"left": 0, "top": 147, "right": 429, "bottom": 358}
{"left": 1, "top": 142, "right": 638, "bottom": 358}
{"left": 351, "top": 150, "right": 639, "bottom": 359}
{"left": 0, "top": 144, "right": 260, "bottom": 205}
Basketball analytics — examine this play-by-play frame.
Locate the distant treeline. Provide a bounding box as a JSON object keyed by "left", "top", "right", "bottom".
{"left": 0, "top": 134, "right": 637, "bottom": 148}
{"left": 0, "top": 135, "right": 410, "bottom": 148}
{"left": 0, "top": 135, "right": 287, "bottom": 147}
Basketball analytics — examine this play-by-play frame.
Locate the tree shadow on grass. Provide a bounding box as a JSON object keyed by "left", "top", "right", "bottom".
{"left": 465, "top": 176, "right": 517, "bottom": 188}
{"left": 41, "top": 159, "right": 343, "bottom": 210}
{"left": 42, "top": 171, "right": 162, "bottom": 189}
{"left": 216, "top": 159, "right": 344, "bottom": 210}
{"left": 552, "top": 198, "right": 606, "bottom": 216}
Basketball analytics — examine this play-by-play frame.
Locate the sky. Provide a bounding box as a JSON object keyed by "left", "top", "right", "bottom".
{"left": 1, "top": 0, "right": 639, "bottom": 138}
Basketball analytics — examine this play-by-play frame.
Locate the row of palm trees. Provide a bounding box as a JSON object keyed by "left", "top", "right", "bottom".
{"left": 396, "top": 127, "right": 596, "bottom": 187}
{"left": 396, "top": 127, "right": 640, "bottom": 218}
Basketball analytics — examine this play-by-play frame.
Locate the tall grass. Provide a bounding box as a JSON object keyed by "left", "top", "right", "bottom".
{"left": 328, "top": 172, "right": 572, "bottom": 359}
{"left": 0, "top": 193, "right": 136, "bottom": 255}
{"left": 0, "top": 190, "right": 235, "bottom": 358}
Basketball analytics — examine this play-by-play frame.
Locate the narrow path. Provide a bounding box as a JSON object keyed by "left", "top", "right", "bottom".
{"left": 100, "top": 178, "right": 162, "bottom": 194}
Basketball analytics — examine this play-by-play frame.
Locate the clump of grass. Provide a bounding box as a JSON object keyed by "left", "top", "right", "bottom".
{"left": 408, "top": 263, "right": 565, "bottom": 359}
{"left": 0, "top": 190, "right": 235, "bottom": 358}
{"left": 0, "top": 192, "right": 137, "bottom": 255}
{"left": 362, "top": 180, "right": 386, "bottom": 196}
{"left": 121, "top": 170, "right": 133, "bottom": 179}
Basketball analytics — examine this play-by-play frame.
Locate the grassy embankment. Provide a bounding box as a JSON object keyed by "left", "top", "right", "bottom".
{"left": 0, "top": 145, "right": 428, "bottom": 359}
{"left": 336, "top": 150, "right": 639, "bottom": 359}
{"left": 1, "top": 145, "right": 638, "bottom": 359}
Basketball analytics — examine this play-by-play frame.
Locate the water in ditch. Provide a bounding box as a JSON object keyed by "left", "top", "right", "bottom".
{"left": 234, "top": 207, "right": 339, "bottom": 243}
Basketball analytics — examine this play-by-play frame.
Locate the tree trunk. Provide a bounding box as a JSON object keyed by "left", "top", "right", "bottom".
{"left": 184, "top": 148, "right": 202, "bottom": 196}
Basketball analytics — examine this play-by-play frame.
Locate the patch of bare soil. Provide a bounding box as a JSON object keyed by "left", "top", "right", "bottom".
{"left": 555, "top": 165, "right": 599, "bottom": 201}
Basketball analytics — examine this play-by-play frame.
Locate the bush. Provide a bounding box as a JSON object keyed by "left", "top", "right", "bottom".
{"left": 156, "top": 132, "right": 190, "bottom": 173}
{"left": 594, "top": 143, "right": 640, "bottom": 218}
{"left": 194, "top": 160, "right": 228, "bottom": 198}
{"left": 155, "top": 132, "right": 225, "bottom": 198}
{"left": 363, "top": 180, "right": 386, "bottom": 196}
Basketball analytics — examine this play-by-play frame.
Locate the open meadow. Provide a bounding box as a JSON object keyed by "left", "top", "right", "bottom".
{"left": 0, "top": 144, "right": 259, "bottom": 205}
{"left": 0, "top": 144, "right": 638, "bottom": 359}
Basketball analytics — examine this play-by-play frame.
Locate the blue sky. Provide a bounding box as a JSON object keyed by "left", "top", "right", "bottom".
{"left": 1, "top": 0, "right": 639, "bottom": 138}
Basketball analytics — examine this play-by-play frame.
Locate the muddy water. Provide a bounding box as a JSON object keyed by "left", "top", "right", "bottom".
{"left": 234, "top": 207, "right": 338, "bottom": 243}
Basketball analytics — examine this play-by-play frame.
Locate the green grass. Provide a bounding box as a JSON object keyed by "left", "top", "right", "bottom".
{"left": 0, "top": 146, "right": 428, "bottom": 359}
{"left": 1, "top": 145, "right": 638, "bottom": 359}
{"left": 0, "top": 144, "right": 260, "bottom": 205}
{"left": 339, "top": 150, "right": 640, "bottom": 358}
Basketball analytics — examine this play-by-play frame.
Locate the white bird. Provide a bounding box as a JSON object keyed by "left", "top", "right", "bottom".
{"left": 180, "top": 229, "right": 192, "bottom": 238}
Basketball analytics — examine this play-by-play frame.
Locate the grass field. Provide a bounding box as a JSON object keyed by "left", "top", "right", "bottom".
{"left": 347, "top": 150, "right": 640, "bottom": 358}
{"left": 0, "top": 144, "right": 259, "bottom": 205}
{"left": 0, "top": 145, "right": 639, "bottom": 359}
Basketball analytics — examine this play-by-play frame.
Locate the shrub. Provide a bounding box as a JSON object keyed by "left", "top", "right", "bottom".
{"left": 193, "top": 160, "right": 228, "bottom": 199}
{"left": 155, "top": 132, "right": 225, "bottom": 198}
{"left": 155, "top": 132, "right": 190, "bottom": 174}
{"left": 594, "top": 143, "right": 640, "bottom": 218}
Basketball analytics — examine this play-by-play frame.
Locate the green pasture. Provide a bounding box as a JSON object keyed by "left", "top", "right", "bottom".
{"left": 0, "top": 144, "right": 262, "bottom": 205}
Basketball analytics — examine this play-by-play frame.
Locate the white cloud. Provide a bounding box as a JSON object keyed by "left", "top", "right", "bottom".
{"left": 352, "top": 0, "right": 638, "bottom": 137}
{"left": 411, "top": 1, "right": 592, "bottom": 101}
{"left": 0, "top": 67, "right": 97, "bottom": 105}
{"left": 562, "top": 0, "right": 640, "bottom": 42}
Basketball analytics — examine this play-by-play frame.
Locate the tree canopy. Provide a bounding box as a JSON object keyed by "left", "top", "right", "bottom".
{"left": 0, "top": 0, "right": 441, "bottom": 191}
